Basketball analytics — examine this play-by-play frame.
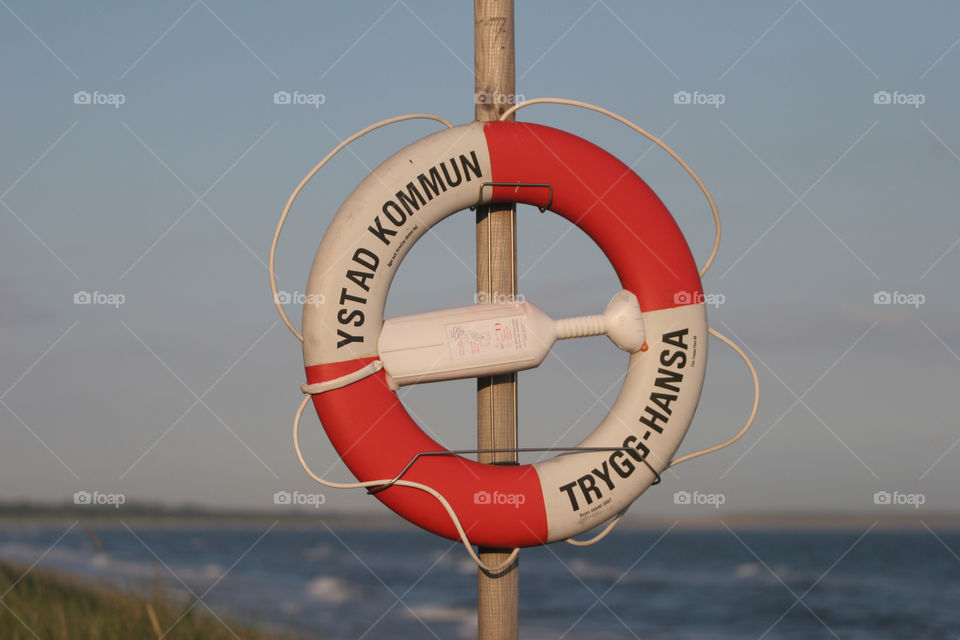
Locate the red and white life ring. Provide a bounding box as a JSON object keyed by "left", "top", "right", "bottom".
{"left": 302, "top": 121, "right": 706, "bottom": 548}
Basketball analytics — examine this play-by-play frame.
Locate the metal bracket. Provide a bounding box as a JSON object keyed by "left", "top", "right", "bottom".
{"left": 366, "top": 446, "right": 661, "bottom": 495}
{"left": 471, "top": 182, "right": 553, "bottom": 213}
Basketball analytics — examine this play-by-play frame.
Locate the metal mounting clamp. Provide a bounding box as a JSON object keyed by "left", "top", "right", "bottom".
{"left": 473, "top": 181, "right": 553, "bottom": 213}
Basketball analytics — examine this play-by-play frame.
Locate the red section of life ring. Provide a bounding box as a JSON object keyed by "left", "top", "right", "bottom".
{"left": 305, "top": 121, "right": 703, "bottom": 548}
{"left": 482, "top": 122, "right": 701, "bottom": 313}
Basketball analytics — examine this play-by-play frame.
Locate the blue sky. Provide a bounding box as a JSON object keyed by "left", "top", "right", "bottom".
{"left": 1, "top": 1, "right": 958, "bottom": 517}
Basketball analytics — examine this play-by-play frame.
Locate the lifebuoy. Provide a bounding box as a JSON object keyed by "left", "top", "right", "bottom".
{"left": 302, "top": 121, "right": 706, "bottom": 548}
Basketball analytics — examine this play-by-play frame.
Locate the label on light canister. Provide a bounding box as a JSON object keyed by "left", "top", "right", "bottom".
{"left": 446, "top": 315, "right": 528, "bottom": 360}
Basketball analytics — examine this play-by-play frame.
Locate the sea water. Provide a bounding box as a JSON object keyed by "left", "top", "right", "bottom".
{"left": 1, "top": 522, "right": 958, "bottom": 639}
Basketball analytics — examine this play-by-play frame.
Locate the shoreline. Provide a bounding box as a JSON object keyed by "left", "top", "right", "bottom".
{"left": 1, "top": 509, "right": 957, "bottom": 532}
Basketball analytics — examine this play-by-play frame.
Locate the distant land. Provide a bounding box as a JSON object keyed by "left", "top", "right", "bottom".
{"left": 1, "top": 500, "right": 958, "bottom": 532}
{"left": 0, "top": 500, "right": 409, "bottom": 529}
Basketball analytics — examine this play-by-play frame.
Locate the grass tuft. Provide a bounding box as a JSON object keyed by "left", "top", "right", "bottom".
{"left": 0, "top": 561, "right": 301, "bottom": 640}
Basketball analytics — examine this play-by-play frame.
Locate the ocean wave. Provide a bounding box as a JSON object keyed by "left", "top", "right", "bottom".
{"left": 305, "top": 575, "right": 359, "bottom": 603}
{"left": 0, "top": 541, "right": 223, "bottom": 589}
{"left": 178, "top": 563, "right": 225, "bottom": 582}
{"left": 568, "top": 557, "right": 624, "bottom": 580}
{"left": 734, "top": 561, "right": 761, "bottom": 578}
{"left": 403, "top": 604, "right": 476, "bottom": 638}
{"left": 303, "top": 544, "right": 333, "bottom": 560}
{"left": 404, "top": 604, "right": 474, "bottom": 622}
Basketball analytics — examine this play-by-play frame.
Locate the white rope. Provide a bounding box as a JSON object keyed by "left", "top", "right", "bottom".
{"left": 272, "top": 113, "right": 521, "bottom": 574}
{"left": 493, "top": 98, "right": 753, "bottom": 546}
{"left": 300, "top": 361, "right": 384, "bottom": 395}
{"left": 499, "top": 97, "right": 721, "bottom": 278}
{"left": 563, "top": 327, "right": 760, "bottom": 546}
{"left": 273, "top": 103, "right": 758, "bottom": 559}
{"left": 291, "top": 325, "right": 759, "bottom": 553}
{"left": 668, "top": 328, "right": 759, "bottom": 467}
{"left": 269, "top": 114, "right": 454, "bottom": 342}
{"left": 293, "top": 393, "right": 519, "bottom": 574}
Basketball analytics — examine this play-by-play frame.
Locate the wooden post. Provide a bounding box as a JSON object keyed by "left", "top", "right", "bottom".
{"left": 475, "top": 1, "right": 519, "bottom": 638}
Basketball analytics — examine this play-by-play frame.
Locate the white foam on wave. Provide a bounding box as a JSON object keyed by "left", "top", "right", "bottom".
{"left": 90, "top": 552, "right": 111, "bottom": 569}
{"left": 404, "top": 604, "right": 473, "bottom": 622}
{"left": 305, "top": 575, "right": 358, "bottom": 603}
{"left": 0, "top": 542, "right": 48, "bottom": 563}
{"left": 404, "top": 604, "right": 477, "bottom": 638}
{"left": 0, "top": 540, "right": 229, "bottom": 589}
{"left": 179, "top": 563, "right": 225, "bottom": 582}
